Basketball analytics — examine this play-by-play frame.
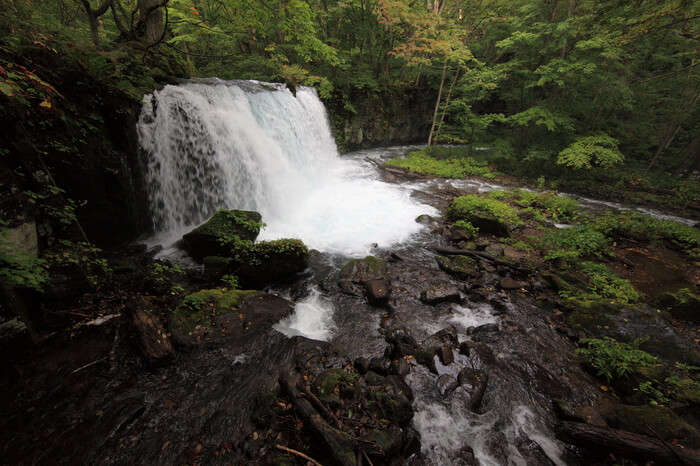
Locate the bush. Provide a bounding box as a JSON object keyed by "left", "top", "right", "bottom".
{"left": 538, "top": 225, "right": 609, "bottom": 262}
{"left": 578, "top": 261, "right": 639, "bottom": 304}
{"left": 447, "top": 195, "right": 522, "bottom": 227}
{"left": 385, "top": 149, "right": 498, "bottom": 179}
{"left": 578, "top": 337, "right": 657, "bottom": 382}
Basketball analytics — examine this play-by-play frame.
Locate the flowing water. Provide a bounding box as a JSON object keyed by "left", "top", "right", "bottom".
{"left": 137, "top": 80, "right": 696, "bottom": 465}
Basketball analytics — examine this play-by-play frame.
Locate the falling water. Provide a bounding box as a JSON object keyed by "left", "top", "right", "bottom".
{"left": 137, "top": 79, "right": 434, "bottom": 256}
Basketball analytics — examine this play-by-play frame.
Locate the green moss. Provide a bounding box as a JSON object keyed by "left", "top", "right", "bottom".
{"left": 565, "top": 299, "right": 617, "bottom": 331}
{"left": 340, "top": 256, "right": 387, "bottom": 279}
{"left": 172, "top": 288, "right": 258, "bottom": 333}
{"left": 447, "top": 195, "right": 523, "bottom": 227}
{"left": 237, "top": 239, "right": 308, "bottom": 265}
{"left": 193, "top": 210, "right": 262, "bottom": 246}
{"left": 385, "top": 149, "right": 498, "bottom": 179}
{"left": 314, "top": 368, "right": 360, "bottom": 395}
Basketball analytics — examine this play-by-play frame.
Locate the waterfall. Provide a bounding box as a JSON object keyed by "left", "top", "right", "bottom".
{"left": 138, "top": 79, "right": 434, "bottom": 256}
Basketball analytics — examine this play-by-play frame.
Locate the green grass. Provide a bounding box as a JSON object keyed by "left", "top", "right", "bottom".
{"left": 385, "top": 148, "right": 498, "bottom": 179}
{"left": 536, "top": 225, "right": 610, "bottom": 262}
{"left": 578, "top": 337, "right": 657, "bottom": 382}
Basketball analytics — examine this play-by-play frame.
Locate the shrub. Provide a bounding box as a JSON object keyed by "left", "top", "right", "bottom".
{"left": 447, "top": 195, "right": 523, "bottom": 227}
{"left": 385, "top": 149, "right": 498, "bottom": 179}
{"left": 578, "top": 337, "right": 657, "bottom": 382}
{"left": 578, "top": 261, "right": 639, "bottom": 304}
{"left": 538, "top": 225, "right": 609, "bottom": 262}
{"left": 0, "top": 225, "right": 48, "bottom": 291}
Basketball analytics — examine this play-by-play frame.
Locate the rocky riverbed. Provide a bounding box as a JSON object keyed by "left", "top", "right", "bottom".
{"left": 1, "top": 147, "right": 699, "bottom": 466}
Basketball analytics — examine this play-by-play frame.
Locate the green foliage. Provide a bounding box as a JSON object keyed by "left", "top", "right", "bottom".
{"left": 452, "top": 220, "right": 479, "bottom": 239}
{"left": 447, "top": 194, "right": 522, "bottom": 227}
{"left": 44, "top": 240, "right": 111, "bottom": 287}
{"left": 0, "top": 222, "right": 48, "bottom": 291}
{"left": 385, "top": 149, "right": 497, "bottom": 179}
{"left": 220, "top": 274, "right": 240, "bottom": 290}
{"left": 150, "top": 262, "right": 185, "bottom": 295}
{"left": 577, "top": 262, "right": 639, "bottom": 304}
{"left": 578, "top": 337, "right": 657, "bottom": 382}
{"left": 592, "top": 212, "right": 700, "bottom": 253}
{"left": 557, "top": 135, "right": 624, "bottom": 170}
{"left": 538, "top": 225, "right": 609, "bottom": 262}
{"left": 235, "top": 239, "right": 308, "bottom": 266}
{"left": 173, "top": 288, "right": 257, "bottom": 332}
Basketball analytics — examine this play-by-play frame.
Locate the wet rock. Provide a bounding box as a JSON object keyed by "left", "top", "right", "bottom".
{"left": 169, "top": 290, "right": 289, "bottom": 347}
{"left": 234, "top": 239, "right": 309, "bottom": 287}
{"left": 552, "top": 399, "right": 587, "bottom": 423}
{"left": 436, "top": 374, "right": 459, "bottom": 397}
{"left": 604, "top": 404, "right": 700, "bottom": 448}
{"left": 466, "top": 212, "right": 511, "bottom": 237}
{"left": 423, "top": 326, "right": 459, "bottom": 348}
{"left": 354, "top": 357, "right": 371, "bottom": 374}
{"left": 437, "top": 345, "right": 454, "bottom": 365}
{"left": 363, "top": 425, "right": 404, "bottom": 457}
{"left": 369, "top": 357, "right": 392, "bottom": 375}
{"left": 469, "top": 323, "right": 500, "bottom": 335}
{"left": 542, "top": 272, "right": 572, "bottom": 292}
{"left": 364, "top": 278, "right": 391, "bottom": 306}
{"left": 129, "top": 305, "right": 173, "bottom": 365}
{"left": 202, "top": 255, "right": 232, "bottom": 279}
{"left": 457, "top": 368, "right": 489, "bottom": 411}
{"left": 414, "top": 348, "right": 438, "bottom": 374}
{"left": 386, "top": 327, "right": 420, "bottom": 358}
{"left": 339, "top": 256, "right": 388, "bottom": 297}
{"left": 365, "top": 370, "right": 386, "bottom": 386}
{"left": 390, "top": 358, "right": 410, "bottom": 376}
{"left": 459, "top": 341, "right": 471, "bottom": 356}
{"left": 499, "top": 277, "right": 525, "bottom": 290}
{"left": 475, "top": 240, "right": 490, "bottom": 250}
{"left": 436, "top": 255, "right": 480, "bottom": 280}
{"left": 415, "top": 214, "right": 436, "bottom": 225}
{"left": 182, "top": 209, "right": 262, "bottom": 261}
{"left": 450, "top": 224, "right": 477, "bottom": 241}
{"left": 484, "top": 245, "right": 505, "bottom": 257}
{"left": 420, "top": 282, "right": 461, "bottom": 304}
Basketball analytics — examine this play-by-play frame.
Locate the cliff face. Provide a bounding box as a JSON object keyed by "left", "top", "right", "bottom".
{"left": 327, "top": 88, "right": 435, "bottom": 152}
{"left": 0, "top": 43, "right": 186, "bottom": 248}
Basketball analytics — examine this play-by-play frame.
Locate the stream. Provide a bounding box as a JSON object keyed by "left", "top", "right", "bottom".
{"left": 135, "top": 80, "right": 697, "bottom": 465}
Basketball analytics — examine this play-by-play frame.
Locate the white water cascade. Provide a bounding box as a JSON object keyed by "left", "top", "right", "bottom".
{"left": 138, "top": 79, "right": 434, "bottom": 256}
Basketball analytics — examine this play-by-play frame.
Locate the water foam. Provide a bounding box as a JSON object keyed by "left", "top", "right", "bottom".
{"left": 138, "top": 80, "right": 435, "bottom": 256}
{"left": 273, "top": 288, "right": 336, "bottom": 341}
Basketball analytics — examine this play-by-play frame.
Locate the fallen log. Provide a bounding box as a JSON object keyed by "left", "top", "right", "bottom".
{"left": 431, "top": 246, "right": 530, "bottom": 273}
{"left": 280, "top": 374, "right": 357, "bottom": 466}
{"left": 557, "top": 421, "right": 700, "bottom": 466}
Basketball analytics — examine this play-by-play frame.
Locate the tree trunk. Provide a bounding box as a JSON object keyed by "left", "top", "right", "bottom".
{"left": 138, "top": 0, "right": 165, "bottom": 45}
{"left": 428, "top": 59, "right": 448, "bottom": 147}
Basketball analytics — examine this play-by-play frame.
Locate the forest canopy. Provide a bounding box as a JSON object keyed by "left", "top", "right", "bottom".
{"left": 1, "top": 0, "right": 698, "bottom": 172}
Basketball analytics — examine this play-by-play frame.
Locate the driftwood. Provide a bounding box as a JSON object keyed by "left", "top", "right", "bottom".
{"left": 300, "top": 383, "right": 344, "bottom": 429}
{"left": 280, "top": 374, "right": 357, "bottom": 466}
{"left": 557, "top": 421, "right": 700, "bottom": 465}
{"left": 275, "top": 444, "right": 323, "bottom": 466}
{"left": 431, "top": 246, "right": 531, "bottom": 272}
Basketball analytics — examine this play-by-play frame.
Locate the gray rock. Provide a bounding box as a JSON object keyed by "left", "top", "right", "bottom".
{"left": 436, "top": 374, "right": 459, "bottom": 397}
{"left": 437, "top": 345, "right": 454, "bottom": 365}
{"left": 420, "top": 282, "right": 461, "bottom": 304}
{"left": 365, "top": 278, "right": 391, "bottom": 306}
{"left": 500, "top": 277, "right": 525, "bottom": 290}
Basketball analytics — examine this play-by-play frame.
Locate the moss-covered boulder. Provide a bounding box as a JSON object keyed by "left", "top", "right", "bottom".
{"left": 169, "top": 289, "right": 291, "bottom": 346}
{"left": 604, "top": 404, "right": 700, "bottom": 448}
{"left": 447, "top": 195, "right": 522, "bottom": 237}
{"left": 436, "top": 255, "right": 479, "bottom": 280}
{"left": 654, "top": 289, "right": 700, "bottom": 323}
{"left": 234, "top": 239, "right": 309, "bottom": 287}
{"left": 182, "top": 210, "right": 262, "bottom": 261}
{"left": 338, "top": 256, "right": 388, "bottom": 296}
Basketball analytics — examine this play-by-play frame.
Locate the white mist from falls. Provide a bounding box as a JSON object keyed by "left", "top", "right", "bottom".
{"left": 138, "top": 79, "right": 434, "bottom": 256}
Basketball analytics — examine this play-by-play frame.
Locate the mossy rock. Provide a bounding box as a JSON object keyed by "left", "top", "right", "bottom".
{"left": 605, "top": 404, "right": 700, "bottom": 447}
{"left": 675, "top": 378, "right": 700, "bottom": 405}
{"left": 436, "top": 255, "right": 480, "bottom": 280}
{"left": 654, "top": 289, "right": 700, "bottom": 323}
{"left": 339, "top": 256, "right": 388, "bottom": 295}
{"left": 182, "top": 210, "right": 262, "bottom": 261}
{"left": 447, "top": 195, "right": 522, "bottom": 237}
{"left": 314, "top": 368, "right": 359, "bottom": 395}
{"left": 235, "top": 239, "right": 309, "bottom": 287}
{"left": 564, "top": 298, "right": 620, "bottom": 334}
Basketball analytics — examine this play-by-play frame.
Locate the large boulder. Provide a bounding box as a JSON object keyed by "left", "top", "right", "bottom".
{"left": 182, "top": 210, "right": 262, "bottom": 261}
{"left": 234, "top": 239, "right": 309, "bottom": 287}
